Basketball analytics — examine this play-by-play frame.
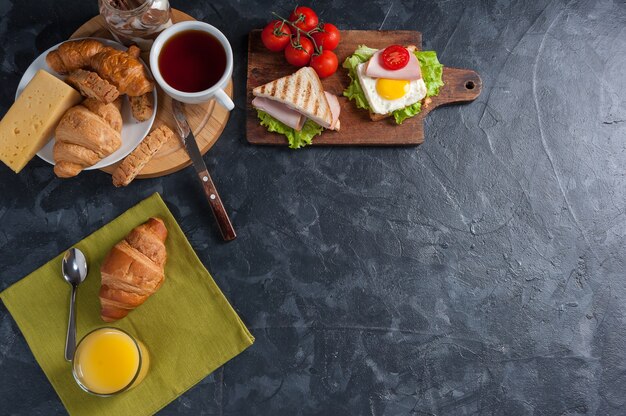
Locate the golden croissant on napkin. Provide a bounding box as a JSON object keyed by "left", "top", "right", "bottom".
{"left": 99, "top": 217, "right": 168, "bottom": 322}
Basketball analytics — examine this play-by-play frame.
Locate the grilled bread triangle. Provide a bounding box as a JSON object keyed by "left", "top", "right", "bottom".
{"left": 253, "top": 67, "right": 333, "bottom": 129}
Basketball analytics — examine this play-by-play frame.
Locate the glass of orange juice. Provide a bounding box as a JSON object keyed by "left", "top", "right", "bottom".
{"left": 72, "top": 327, "right": 149, "bottom": 396}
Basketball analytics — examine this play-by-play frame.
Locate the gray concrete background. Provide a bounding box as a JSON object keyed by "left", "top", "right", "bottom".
{"left": 1, "top": 0, "right": 625, "bottom": 414}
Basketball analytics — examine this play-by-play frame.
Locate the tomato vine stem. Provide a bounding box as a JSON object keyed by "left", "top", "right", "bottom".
{"left": 271, "top": 11, "right": 323, "bottom": 55}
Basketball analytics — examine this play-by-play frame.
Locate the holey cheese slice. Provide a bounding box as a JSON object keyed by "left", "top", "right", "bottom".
{"left": 0, "top": 70, "right": 82, "bottom": 173}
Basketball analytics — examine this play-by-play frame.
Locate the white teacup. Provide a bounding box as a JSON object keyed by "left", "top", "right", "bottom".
{"left": 149, "top": 21, "right": 234, "bottom": 110}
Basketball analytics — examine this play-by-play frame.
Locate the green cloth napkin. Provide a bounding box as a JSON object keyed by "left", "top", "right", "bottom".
{"left": 0, "top": 193, "right": 254, "bottom": 416}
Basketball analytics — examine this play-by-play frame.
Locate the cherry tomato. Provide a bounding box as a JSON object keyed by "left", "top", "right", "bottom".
{"left": 311, "top": 23, "right": 341, "bottom": 51}
{"left": 284, "top": 37, "right": 314, "bottom": 67}
{"left": 381, "top": 45, "right": 410, "bottom": 70}
{"left": 310, "top": 50, "right": 338, "bottom": 78}
{"left": 261, "top": 20, "right": 292, "bottom": 52}
{"left": 289, "top": 6, "right": 318, "bottom": 32}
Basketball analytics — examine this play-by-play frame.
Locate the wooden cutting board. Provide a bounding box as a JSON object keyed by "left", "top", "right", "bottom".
{"left": 246, "top": 30, "right": 481, "bottom": 146}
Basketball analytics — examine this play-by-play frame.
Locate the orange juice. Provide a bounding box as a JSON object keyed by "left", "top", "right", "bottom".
{"left": 72, "top": 328, "right": 149, "bottom": 395}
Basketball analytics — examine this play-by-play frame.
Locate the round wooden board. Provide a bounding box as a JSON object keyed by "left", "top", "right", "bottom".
{"left": 70, "top": 9, "right": 232, "bottom": 178}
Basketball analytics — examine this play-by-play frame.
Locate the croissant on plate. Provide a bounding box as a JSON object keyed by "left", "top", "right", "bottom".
{"left": 99, "top": 217, "right": 168, "bottom": 322}
{"left": 46, "top": 39, "right": 105, "bottom": 73}
{"left": 53, "top": 98, "right": 122, "bottom": 178}
{"left": 46, "top": 39, "right": 153, "bottom": 96}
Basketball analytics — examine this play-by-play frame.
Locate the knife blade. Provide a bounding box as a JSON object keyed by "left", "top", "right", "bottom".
{"left": 171, "top": 100, "right": 236, "bottom": 241}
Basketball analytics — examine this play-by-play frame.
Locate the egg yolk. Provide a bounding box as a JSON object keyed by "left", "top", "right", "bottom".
{"left": 376, "top": 78, "right": 410, "bottom": 100}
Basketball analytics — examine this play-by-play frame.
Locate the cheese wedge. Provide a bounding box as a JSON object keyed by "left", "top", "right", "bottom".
{"left": 0, "top": 70, "right": 82, "bottom": 173}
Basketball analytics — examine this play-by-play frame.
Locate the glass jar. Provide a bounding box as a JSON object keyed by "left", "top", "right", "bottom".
{"left": 98, "top": 0, "right": 173, "bottom": 50}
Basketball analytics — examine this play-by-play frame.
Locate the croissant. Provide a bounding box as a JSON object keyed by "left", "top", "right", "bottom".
{"left": 46, "top": 39, "right": 153, "bottom": 96}
{"left": 46, "top": 39, "right": 105, "bottom": 73}
{"left": 82, "top": 97, "right": 123, "bottom": 132}
{"left": 99, "top": 217, "right": 168, "bottom": 322}
{"left": 53, "top": 98, "right": 122, "bottom": 178}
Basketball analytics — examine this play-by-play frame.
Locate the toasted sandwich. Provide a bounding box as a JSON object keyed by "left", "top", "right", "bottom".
{"left": 252, "top": 67, "right": 340, "bottom": 149}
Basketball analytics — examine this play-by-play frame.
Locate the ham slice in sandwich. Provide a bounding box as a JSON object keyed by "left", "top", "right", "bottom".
{"left": 252, "top": 66, "right": 340, "bottom": 131}
{"left": 365, "top": 45, "right": 422, "bottom": 80}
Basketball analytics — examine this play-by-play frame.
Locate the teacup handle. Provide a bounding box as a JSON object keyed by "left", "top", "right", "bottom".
{"left": 214, "top": 89, "right": 234, "bottom": 111}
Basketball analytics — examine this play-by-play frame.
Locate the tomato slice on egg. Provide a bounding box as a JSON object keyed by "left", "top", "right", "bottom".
{"left": 380, "top": 45, "right": 410, "bottom": 70}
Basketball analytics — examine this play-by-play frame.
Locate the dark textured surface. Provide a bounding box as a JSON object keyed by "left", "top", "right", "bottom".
{"left": 1, "top": 0, "right": 625, "bottom": 414}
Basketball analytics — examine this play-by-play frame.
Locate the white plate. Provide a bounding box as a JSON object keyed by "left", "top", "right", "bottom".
{"left": 16, "top": 37, "right": 157, "bottom": 170}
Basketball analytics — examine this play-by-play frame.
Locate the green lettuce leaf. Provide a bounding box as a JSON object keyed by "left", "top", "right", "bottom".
{"left": 257, "top": 110, "right": 323, "bottom": 149}
{"left": 341, "top": 45, "right": 377, "bottom": 110}
{"left": 392, "top": 101, "right": 422, "bottom": 124}
{"left": 415, "top": 50, "right": 444, "bottom": 96}
{"left": 343, "top": 45, "right": 379, "bottom": 70}
{"left": 342, "top": 45, "right": 445, "bottom": 124}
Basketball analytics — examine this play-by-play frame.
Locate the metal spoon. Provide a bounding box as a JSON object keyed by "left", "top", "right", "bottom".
{"left": 61, "top": 248, "right": 88, "bottom": 361}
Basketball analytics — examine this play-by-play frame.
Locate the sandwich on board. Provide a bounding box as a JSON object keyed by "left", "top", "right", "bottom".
{"left": 343, "top": 44, "right": 444, "bottom": 124}
{"left": 252, "top": 66, "right": 340, "bottom": 149}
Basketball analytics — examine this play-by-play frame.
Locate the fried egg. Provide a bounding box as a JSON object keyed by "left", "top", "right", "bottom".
{"left": 356, "top": 63, "right": 427, "bottom": 115}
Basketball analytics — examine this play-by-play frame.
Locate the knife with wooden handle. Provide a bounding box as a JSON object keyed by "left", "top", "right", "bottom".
{"left": 171, "top": 100, "right": 236, "bottom": 241}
